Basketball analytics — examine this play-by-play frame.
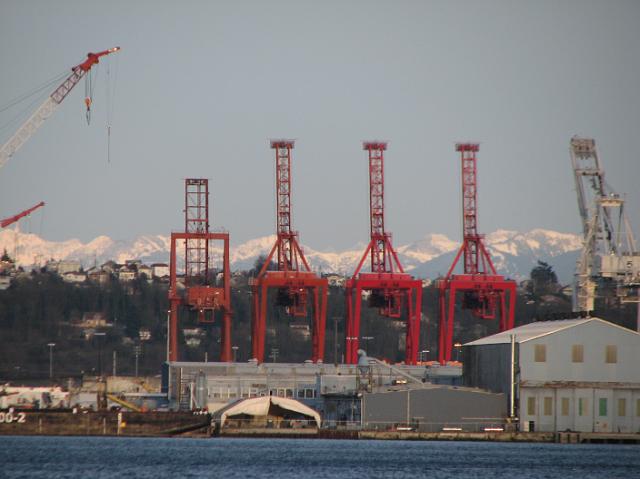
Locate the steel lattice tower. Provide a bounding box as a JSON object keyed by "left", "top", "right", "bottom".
{"left": 345, "top": 142, "right": 423, "bottom": 365}
{"left": 437, "top": 144, "right": 516, "bottom": 364}
{"left": 251, "top": 140, "right": 328, "bottom": 363}
{"left": 168, "top": 178, "right": 232, "bottom": 362}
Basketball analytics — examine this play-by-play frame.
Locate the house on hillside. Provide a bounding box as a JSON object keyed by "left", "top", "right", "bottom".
{"left": 87, "top": 266, "right": 110, "bottom": 285}
{"left": 463, "top": 318, "right": 640, "bottom": 433}
{"left": 117, "top": 265, "right": 137, "bottom": 282}
{"left": 138, "top": 264, "right": 153, "bottom": 281}
{"left": 62, "top": 271, "right": 87, "bottom": 284}
{"left": 151, "top": 263, "right": 169, "bottom": 279}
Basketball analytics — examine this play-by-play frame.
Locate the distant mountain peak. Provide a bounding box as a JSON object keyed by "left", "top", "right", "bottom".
{"left": 0, "top": 228, "right": 582, "bottom": 281}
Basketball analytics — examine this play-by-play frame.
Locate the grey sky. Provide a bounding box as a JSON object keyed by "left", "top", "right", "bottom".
{"left": 1, "top": 0, "right": 639, "bottom": 251}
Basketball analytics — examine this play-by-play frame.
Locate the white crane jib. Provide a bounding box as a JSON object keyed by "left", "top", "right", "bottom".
{"left": 0, "top": 47, "right": 120, "bottom": 170}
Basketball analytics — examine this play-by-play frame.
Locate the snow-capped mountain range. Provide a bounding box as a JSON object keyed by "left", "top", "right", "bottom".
{"left": 0, "top": 228, "right": 582, "bottom": 283}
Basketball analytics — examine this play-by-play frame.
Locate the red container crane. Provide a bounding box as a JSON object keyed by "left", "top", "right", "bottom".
{"left": 437, "top": 144, "right": 516, "bottom": 364}
{"left": 168, "top": 179, "right": 232, "bottom": 362}
{"left": 251, "top": 140, "right": 328, "bottom": 363}
{"left": 345, "top": 142, "right": 423, "bottom": 365}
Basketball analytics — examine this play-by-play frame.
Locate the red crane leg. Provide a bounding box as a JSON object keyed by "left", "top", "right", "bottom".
{"left": 316, "top": 285, "right": 328, "bottom": 362}
{"left": 345, "top": 287, "right": 354, "bottom": 364}
{"left": 405, "top": 290, "right": 415, "bottom": 365}
{"left": 438, "top": 289, "right": 447, "bottom": 364}
{"left": 220, "top": 311, "right": 232, "bottom": 362}
{"left": 311, "top": 287, "right": 320, "bottom": 362}
{"left": 169, "top": 302, "right": 180, "bottom": 362}
{"left": 352, "top": 284, "right": 363, "bottom": 361}
{"left": 446, "top": 285, "right": 457, "bottom": 362}
{"left": 251, "top": 286, "right": 260, "bottom": 361}
{"left": 499, "top": 292, "right": 507, "bottom": 331}
{"left": 506, "top": 285, "right": 516, "bottom": 330}
{"left": 259, "top": 283, "right": 269, "bottom": 363}
{"left": 411, "top": 286, "right": 422, "bottom": 365}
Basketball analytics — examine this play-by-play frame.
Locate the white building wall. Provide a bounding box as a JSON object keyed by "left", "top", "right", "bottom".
{"left": 520, "top": 386, "right": 640, "bottom": 433}
{"left": 520, "top": 320, "right": 640, "bottom": 383}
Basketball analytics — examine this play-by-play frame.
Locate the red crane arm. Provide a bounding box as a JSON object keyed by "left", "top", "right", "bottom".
{"left": 1, "top": 201, "right": 45, "bottom": 229}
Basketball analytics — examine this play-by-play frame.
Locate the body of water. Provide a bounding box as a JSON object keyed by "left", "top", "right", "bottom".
{"left": 1, "top": 436, "right": 639, "bottom": 478}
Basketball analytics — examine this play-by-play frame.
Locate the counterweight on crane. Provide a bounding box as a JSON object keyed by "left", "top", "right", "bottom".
{"left": 0, "top": 47, "right": 120, "bottom": 170}
{"left": 570, "top": 137, "right": 640, "bottom": 311}
{"left": 345, "top": 142, "right": 422, "bottom": 365}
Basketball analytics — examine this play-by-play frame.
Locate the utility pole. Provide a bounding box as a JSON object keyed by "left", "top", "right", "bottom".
{"left": 134, "top": 345, "right": 141, "bottom": 377}
{"left": 47, "top": 343, "right": 55, "bottom": 381}
{"left": 333, "top": 316, "right": 340, "bottom": 366}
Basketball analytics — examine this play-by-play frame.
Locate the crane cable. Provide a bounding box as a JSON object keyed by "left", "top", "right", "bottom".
{"left": 84, "top": 64, "right": 99, "bottom": 125}
{"left": 105, "top": 54, "right": 119, "bottom": 163}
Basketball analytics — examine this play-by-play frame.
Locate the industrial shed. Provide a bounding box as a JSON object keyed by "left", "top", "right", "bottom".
{"left": 213, "top": 396, "right": 321, "bottom": 429}
{"left": 463, "top": 318, "right": 640, "bottom": 433}
{"left": 362, "top": 385, "right": 506, "bottom": 432}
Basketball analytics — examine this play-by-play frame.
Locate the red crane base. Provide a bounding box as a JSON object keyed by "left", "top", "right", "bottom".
{"left": 251, "top": 271, "right": 328, "bottom": 363}
{"left": 345, "top": 273, "right": 423, "bottom": 365}
{"left": 168, "top": 232, "right": 232, "bottom": 363}
{"left": 437, "top": 274, "right": 516, "bottom": 364}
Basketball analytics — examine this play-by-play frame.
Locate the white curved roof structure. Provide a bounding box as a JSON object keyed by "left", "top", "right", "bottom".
{"left": 216, "top": 396, "right": 321, "bottom": 428}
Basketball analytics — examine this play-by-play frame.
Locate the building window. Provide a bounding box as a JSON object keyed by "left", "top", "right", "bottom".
{"left": 618, "top": 398, "right": 626, "bottom": 417}
{"left": 561, "top": 397, "right": 570, "bottom": 416}
{"left": 578, "top": 398, "right": 587, "bottom": 416}
{"left": 527, "top": 397, "right": 536, "bottom": 416}
{"left": 571, "top": 344, "right": 584, "bottom": 363}
{"left": 534, "top": 344, "right": 546, "bottom": 362}
{"left": 599, "top": 398, "right": 608, "bottom": 417}
{"left": 543, "top": 397, "right": 553, "bottom": 416}
{"left": 605, "top": 345, "right": 617, "bottom": 364}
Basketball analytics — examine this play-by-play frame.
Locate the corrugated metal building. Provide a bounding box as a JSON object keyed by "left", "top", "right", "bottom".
{"left": 362, "top": 386, "right": 506, "bottom": 432}
{"left": 463, "top": 318, "right": 640, "bottom": 432}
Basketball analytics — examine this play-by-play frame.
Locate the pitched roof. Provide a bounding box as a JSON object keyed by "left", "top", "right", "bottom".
{"left": 464, "top": 318, "right": 638, "bottom": 346}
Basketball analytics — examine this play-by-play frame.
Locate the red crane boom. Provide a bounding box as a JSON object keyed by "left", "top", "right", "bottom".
{"left": 1, "top": 201, "right": 45, "bottom": 229}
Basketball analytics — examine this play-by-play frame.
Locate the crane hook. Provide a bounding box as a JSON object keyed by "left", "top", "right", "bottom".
{"left": 84, "top": 97, "right": 92, "bottom": 125}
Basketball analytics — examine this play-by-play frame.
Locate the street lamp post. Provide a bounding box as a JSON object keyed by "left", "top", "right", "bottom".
{"left": 454, "top": 342, "right": 462, "bottom": 362}
{"left": 134, "top": 345, "right": 142, "bottom": 377}
{"left": 47, "top": 343, "right": 56, "bottom": 380}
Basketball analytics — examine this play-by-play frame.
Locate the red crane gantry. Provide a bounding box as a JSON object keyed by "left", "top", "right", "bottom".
{"left": 251, "top": 140, "right": 328, "bottom": 363}
{"left": 168, "top": 179, "right": 232, "bottom": 362}
{"left": 437, "top": 143, "right": 516, "bottom": 364}
{"left": 345, "top": 142, "right": 422, "bottom": 365}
